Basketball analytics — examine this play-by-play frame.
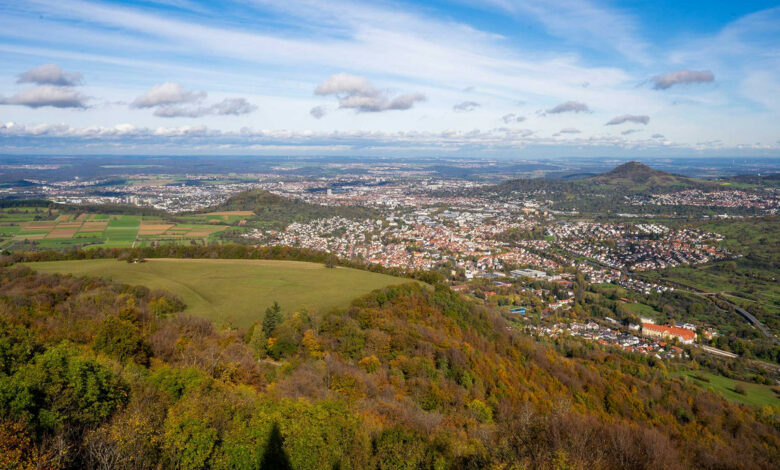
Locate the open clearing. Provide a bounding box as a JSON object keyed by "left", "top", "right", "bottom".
{"left": 26, "top": 258, "right": 412, "bottom": 328}
{"left": 676, "top": 370, "right": 779, "bottom": 407}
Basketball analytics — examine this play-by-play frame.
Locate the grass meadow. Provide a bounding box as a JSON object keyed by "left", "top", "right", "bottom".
{"left": 26, "top": 258, "right": 412, "bottom": 328}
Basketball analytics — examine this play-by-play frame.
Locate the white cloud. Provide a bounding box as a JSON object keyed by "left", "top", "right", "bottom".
{"left": 131, "top": 82, "right": 206, "bottom": 108}
{"left": 17, "top": 63, "right": 83, "bottom": 86}
{"left": 652, "top": 70, "right": 714, "bottom": 90}
{"left": 314, "top": 73, "right": 426, "bottom": 112}
{"left": 153, "top": 98, "right": 257, "bottom": 118}
{"left": 310, "top": 105, "right": 327, "bottom": 119}
{"left": 0, "top": 85, "right": 88, "bottom": 108}
{"left": 502, "top": 113, "right": 526, "bottom": 123}
{"left": 545, "top": 101, "right": 590, "bottom": 114}
{"left": 23, "top": 0, "right": 631, "bottom": 105}
{"left": 209, "top": 98, "right": 257, "bottom": 116}
{"left": 606, "top": 114, "right": 649, "bottom": 125}
{"left": 453, "top": 101, "right": 480, "bottom": 112}
{"left": 130, "top": 84, "right": 255, "bottom": 117}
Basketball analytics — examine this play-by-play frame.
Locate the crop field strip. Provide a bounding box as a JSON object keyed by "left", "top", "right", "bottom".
{"left": 0, "top": 208, "right": 232, "bottom": 250}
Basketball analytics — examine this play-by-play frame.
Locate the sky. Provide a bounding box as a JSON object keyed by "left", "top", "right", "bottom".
{"left": 0, "top": 0, "right": 778, "bottom": 158}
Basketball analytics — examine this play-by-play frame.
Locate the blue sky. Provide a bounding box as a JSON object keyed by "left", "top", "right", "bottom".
{"left": 0, "top": 0, "right": 778, "bottom": 157}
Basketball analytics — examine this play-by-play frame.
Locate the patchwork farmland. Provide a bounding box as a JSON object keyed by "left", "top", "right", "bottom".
{"left": 0, "top": 207, "right": 238, "bottom": 250}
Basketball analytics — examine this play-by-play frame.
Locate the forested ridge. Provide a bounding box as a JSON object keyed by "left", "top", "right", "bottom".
{"left": 1, "top": 265, "right": 779, "bottom": 469}
{"left": 203, "top": 189, "right": 377, "bottom": 229}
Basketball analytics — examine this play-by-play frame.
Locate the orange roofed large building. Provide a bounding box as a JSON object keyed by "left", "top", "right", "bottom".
{"left": 641, "top": 323, "right": 695, "bottom": 344}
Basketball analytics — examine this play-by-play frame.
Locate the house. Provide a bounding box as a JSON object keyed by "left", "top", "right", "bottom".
{"left": 641, "top": 323, "right": 695, "bottom": 344}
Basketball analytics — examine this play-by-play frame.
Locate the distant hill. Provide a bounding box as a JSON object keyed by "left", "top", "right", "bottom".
{"left": 588, "top": 161, "right": 697, "bottom": 190}
{"left": 492, "top": 161, "right": 700, "bottom": 196}
{"left": 204, "top": 189, "right": 376, "bottom": 229}
{"left": 484, "top": 161, "right": 734, "bottom": 215}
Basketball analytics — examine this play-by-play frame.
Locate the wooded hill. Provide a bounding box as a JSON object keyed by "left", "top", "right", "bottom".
{"left": 495, "top": 161, "right": 708, "bottom": 194}
{"left": 588, "top": 161, "right": 699, "bottom": 191}
{"left": 485, "top": 162, "right": 763, "bottom": 216}
{"left": 1, "top": 265, "right": 778, "bottom": 469}
{"left": 202, "top": 189, "right": 376, "bottom": 230}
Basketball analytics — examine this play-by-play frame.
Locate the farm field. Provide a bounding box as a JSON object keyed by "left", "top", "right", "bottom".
{"left": 25, "top": 258, "right": 412, "bottom": 328}
{"left": 0, "top": 207, "right": 230, "bottom": 250}
{"left": 676, "top": 370, "right": 780, "bottom": 407}
{"left": 180, "top": 210, "right": 254, "bottom": 225}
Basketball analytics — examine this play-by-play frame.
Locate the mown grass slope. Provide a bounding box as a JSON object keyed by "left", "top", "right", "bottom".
{"left": 25, "top": 258, "right": 410, "bottom": 328}
{"left": 677, "top": 370, "right": 780, "bottom": 407}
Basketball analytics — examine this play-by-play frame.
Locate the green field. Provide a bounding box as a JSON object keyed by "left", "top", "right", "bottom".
{"left": 0, "top": 208, "right": 231, "bottom": 251}
{"left": 677, "top": 370, "right": 780, "bottom": 407}
{"left": 620, "top": 301, "right": 660, "bottom": 318}
{"left": 25, "top": 258, "right": 412, "bottom": 328}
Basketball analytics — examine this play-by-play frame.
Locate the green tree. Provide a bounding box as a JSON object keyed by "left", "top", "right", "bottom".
{"left": 0, "top": 343, "right": 127, "bottom": 434}
{"left": 93, "top": 316, "right": 151, "bottom": 365}
{"left": 247, "top": 324, "right": 268, "bottom": 359}
{"left": 163, "top": 412, "right": 218, "bottom": 470}
{"left": 262, "top": 301, "right": 284, "bottom": 338}
{"left": 374, "top": 426, "right": 426, "bottom": 470}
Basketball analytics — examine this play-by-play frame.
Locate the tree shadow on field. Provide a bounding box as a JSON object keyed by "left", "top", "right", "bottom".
{"left": 261, "top": 422, "right": 292, "bottom": 470}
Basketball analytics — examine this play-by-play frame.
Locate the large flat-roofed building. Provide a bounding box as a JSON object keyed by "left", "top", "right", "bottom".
{"left": 510, "top": 268, "right": 547, "bottom": 279}
{"left": 641, "top": 323, "right": 695, "bottom": 344}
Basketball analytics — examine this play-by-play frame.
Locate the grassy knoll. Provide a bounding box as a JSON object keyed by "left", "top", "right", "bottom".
{"left": 26, "top": 258, "right": 412, "bottom": 328}
{"left": 676, "top": 370, "right": 780, "bottom": 407}
{"left": 620, "top": 301, "right": 660, "bottom": 318}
